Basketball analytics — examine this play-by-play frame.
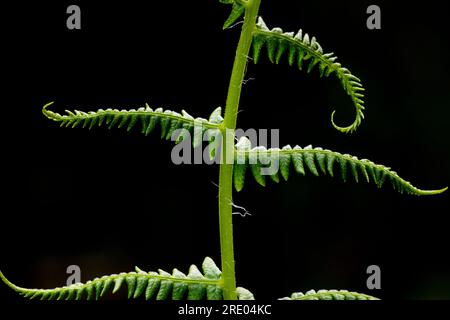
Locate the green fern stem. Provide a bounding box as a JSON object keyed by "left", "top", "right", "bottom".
{"left": 219, "top": 0, "right": 261, "bottom": 300}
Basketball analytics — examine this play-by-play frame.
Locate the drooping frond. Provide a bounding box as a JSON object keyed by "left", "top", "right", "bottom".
{"left": 279, "top": 289, "right": 379, "bottom": 300}
{"left": 219, "top": 0, "right": 246, "bottom": 29}
{"left": 252, "top": 17, "right": 365, "bottom": 133}
{"left": 233, "top": 137, "right": 447, "bottom": 196}
{"left": 0, "top": 257, "right": 254, "bottom": 301}
{"left": 42, "top": 102, "right": 223, "bottom": 147}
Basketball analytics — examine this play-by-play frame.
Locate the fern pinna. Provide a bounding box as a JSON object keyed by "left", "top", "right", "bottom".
{"left": 252, "top": 17, "right": 365, "bottom": 133}
{"left": 1, "top": 0, "right": 446, "bottom": 301}
{"left": 0, "top": 258, "right": 254, "bottom": 301}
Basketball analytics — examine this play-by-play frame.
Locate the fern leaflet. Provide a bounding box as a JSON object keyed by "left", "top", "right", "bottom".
{"left": 42, "top": 102, "right": 223, "bottom": 147}
{"left": 219, "top": 0, "right": 246, "bottom": 29}
{"left": 252, "top": 17, "right": 365, "bottom": 133}
{"left": 233, "top": 137, "right": 447, "bottom": 195}
{"left": 0, "top": 257, "right": 254, "bottom": 301}
{"left": 279, "top": 289, "right": 379, "bottom": 300}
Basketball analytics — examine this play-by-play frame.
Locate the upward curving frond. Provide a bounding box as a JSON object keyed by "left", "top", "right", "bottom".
{"left": 0, "top": 257, "right": 254, "bottom": 301}
{"left": 252, "top": 17, "right": 365, "bottom": 133}
{"left": 42, "top": 102, "right": 223, "bottom": 147}
{"left": 233, "top": 137, "right": 447, "bottom": 195}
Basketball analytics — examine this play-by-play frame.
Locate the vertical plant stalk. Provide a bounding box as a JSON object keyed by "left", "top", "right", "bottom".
{"left": 218, "top": 0, "right": 261, "bottom": 300}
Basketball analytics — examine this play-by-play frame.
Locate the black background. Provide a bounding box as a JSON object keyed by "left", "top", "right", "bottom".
{"left": 1, "top": 0, "right": 449, "bottom": 308}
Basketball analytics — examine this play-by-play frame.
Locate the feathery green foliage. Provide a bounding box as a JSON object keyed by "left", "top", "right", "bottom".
{"left": 42, "top": 102, "right": 222, "bottom": 146}
{"left": 0, "top": 257, "right": 254, "bottom": 301}
{"left": 252, "top": 17, "right": 365, "bottom": 134}
{"left": 279, "top": 290, "right": 379, "bottom": 300}
{"left": 233, "top": 137, "right": 447, "bottom": 195}
{"left": 1, "top": 0, "right": 446, "bottom": 303}
{"left": 220, "top": 0, "right": 246, "bottom": 29}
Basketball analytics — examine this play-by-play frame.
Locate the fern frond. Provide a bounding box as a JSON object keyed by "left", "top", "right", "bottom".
{"left": 42, "top": 102, "right": 223, "bottom": 147}
{"left": 0, "top": 257, "right": 253, "bottom": 301}
{"left": 233, "top": 137, "right": 447, "bottom": 195}
{"left": 252, "top": 17, "right": 365, "bottom": 133}
{"left": 219, "top": 0, "right": 246, "bottom": 29}
{"left": 279, "top": 289, "right": 379, "bottom": 300}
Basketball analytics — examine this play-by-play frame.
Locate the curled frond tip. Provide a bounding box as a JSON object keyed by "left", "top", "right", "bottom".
{"left": 252, "top": 17, "right": 366, "bottom": 134}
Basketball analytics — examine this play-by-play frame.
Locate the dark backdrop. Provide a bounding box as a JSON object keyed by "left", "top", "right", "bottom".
{"left": 1, "top": 0, "right": 449, "bottom": 304}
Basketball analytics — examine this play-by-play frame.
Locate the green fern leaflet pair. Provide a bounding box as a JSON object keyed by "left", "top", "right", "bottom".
{"left": 1, "top": 0, "right": 446, "bottom": 301}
